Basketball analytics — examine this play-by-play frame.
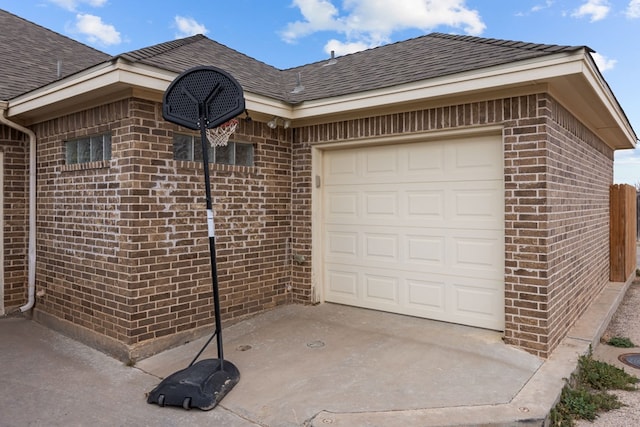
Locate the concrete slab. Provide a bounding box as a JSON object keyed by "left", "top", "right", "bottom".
{"left": 0, "top": 316, "right": 254, "bottom": 427}
{"left": 0, "top": 277, "right": 627, "bottom": 427}
{"left": 138, "top": 304, "right": 542, "bottom": 426}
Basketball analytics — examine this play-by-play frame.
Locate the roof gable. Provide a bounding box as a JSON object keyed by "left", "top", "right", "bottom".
{"left": 0, "top": 9, "right": 110, "bottom": 101}
{"left": 117, "top": 35, "right": 286, "bottom": 101}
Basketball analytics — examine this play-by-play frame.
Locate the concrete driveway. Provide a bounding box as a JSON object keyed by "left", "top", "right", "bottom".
{"left": 0, "top": 281, "right": 626, "bottom": 426}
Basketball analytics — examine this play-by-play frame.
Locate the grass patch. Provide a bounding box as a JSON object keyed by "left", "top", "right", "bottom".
{"left": 549, "top": 348, "right": 638, "bottom": 426}
{"left": 577, "top": 352, "right": 638, "bottom": 391}
{"left": 607, "top": 336, "right": 636, "bottom": 348}
{"left": 550, "top": 386, "right": 621, "bottom": 425}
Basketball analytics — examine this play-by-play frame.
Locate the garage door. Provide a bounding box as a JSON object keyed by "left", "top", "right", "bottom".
{"left": 322, "top": 135, "right": 504, "bottom": 330}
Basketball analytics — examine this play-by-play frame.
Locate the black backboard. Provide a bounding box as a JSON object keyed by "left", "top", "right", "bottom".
{"left": 163, "top": 65, "right": 245, "bottom": 130}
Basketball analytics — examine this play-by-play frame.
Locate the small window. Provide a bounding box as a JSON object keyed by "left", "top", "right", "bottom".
{"left": 173, "top": 134, "right": 254, "bottom": 166}
{"left": 65, "top": 133, "right": 111, "bottom": 164}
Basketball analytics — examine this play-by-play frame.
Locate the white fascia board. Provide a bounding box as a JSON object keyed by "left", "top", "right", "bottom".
{"left": 8, "top": 59, "right": 293, "bottom": 121}
{"left": 244, "top": 93, "right": 293, "bottom": 119}
{"left": 291, "top": 51, "right": 588, "bottom": 120}
{"left": 7, "top": 60, "right": 174, "bottom": 116}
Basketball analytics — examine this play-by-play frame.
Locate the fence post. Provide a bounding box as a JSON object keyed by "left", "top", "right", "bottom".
{"left": 610, "top": 184, "right": 637, "bottom": 282}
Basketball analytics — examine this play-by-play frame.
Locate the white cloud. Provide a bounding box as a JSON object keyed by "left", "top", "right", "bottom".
{"left": 627, "top": 0, "right": 640, "bottom": 18}
{"left": 73, "top": 13, "right": 121, "bottom": 45}
{"left": 49, "top": 0, "right": 108, "bottom": 12}
{"left": 282, "top": 0, "right": 485, "bottom": 55}
{"left": 174, "top": 16, "right": 208, "bottom": 38}
{"left": 530, "top": 0, "right": 554, "bottom": 13}
{"left": 591, "top": 52, "right": 617, "bottom": 72}
{"left": 324, "top": 38, "right": 371, "bottom": 56}
{"left": 281, "top": 0, "right": 342, "bottom": 41}
{"left": 572, "top": 0, "right": 611, "bottom": 22}
{"left": 614, "top": 149, "right": 640, "bottom": 184}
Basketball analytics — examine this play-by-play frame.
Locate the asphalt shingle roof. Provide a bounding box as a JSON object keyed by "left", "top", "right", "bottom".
{"left": 1, "top": 7, "right": 587, "bottom": 105}
{"left": 281, "top": 33, "right": 587, "bottom": 102}
{"left": 0, "top": 9, "right": 110, "bottom": 101}
{"left": 117, "top": 35, "right": 286, "bottom": 101}
{"left": 118, "top": 32, "right": 586, "bottom": 104}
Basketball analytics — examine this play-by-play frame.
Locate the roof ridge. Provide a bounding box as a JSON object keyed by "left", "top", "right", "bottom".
{"left": 428, "top": 32, "right": 587, "bottom": 53}
{"left": 117, "top": 34, "right": 207, "bottom": 62}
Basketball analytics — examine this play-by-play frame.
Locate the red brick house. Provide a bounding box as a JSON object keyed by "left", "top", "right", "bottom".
{"left": 1, "top": 9, "right": 636, "bottom": 360}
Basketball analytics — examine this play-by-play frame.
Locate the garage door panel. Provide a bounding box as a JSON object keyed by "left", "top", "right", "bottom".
{"left": 451, "top": 277, "right": 505, "bottom": 328}
{"left": 407, "top": 144, "right": 445, "bottom": 175}
{"left": 364, "top": 149, "right": 398, "bottom": 176}
{"left": 364, "top": 191, "right": 398, "bottom": 217}
{"left": 407, "top": 190, "right": 444, "bottom": 219}
{"left": 450, "top": 181, "right": 503, "bottom": 226}
{"left": 451, "top": 234, "right": 503, "bottom": 273}
{"left": 326, "top": 227, "right": 501, "bottom": 281}
{"left": 322, "top": 136, "right": 504, "bottom": 330}
{"left": 327, "top": 150, "right": 358, "bottom": 182}
{"left": 325, "top": 184, "right": 501, "bottom": 229}
{"left": 449, "top": 137, "right": 503, "bottom": 180}
{"left": 327, "top": 230, "right": 358, "bottom": 257}
{"left": 325, "top": 265, "right": 504, "bottom": 330}
{"left": 364, "top": 274, "right": 399, "bottom": 305}
{"left": 327, "top": 192, "right": 359, "bottom": 218}
{"left": 364, "top": 233, "right": 398, "bottom": 260}
{"left": 406, "top": 235, "right": 445, "bottom": 265}
{"left": 326, "top": 269, "right": 359, "bottom": 300}
{"left": 406, "top": 278, "right": 446, "bottom": 311}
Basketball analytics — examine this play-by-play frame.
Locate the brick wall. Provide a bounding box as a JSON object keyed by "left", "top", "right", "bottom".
{"left": 0, "top": 125, "right": 29, "bottom": 310}
{"left": 16, "top": 92, "right": 613, "bottom": 359}
{"left": 502, "top": 96, "right": 612, "bottom": 357}
{"left": 531, "top": 96, "right": 610, "bottom": 354}
{"left": 294, "top": 94, "right": 613, "bottom": 357}
{"left": 32, "top": 98, "right": 291, "bottom": 360}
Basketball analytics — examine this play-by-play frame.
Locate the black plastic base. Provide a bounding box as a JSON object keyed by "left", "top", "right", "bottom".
{"left": 147, "top": 359, "right": 240, "bottom": 411}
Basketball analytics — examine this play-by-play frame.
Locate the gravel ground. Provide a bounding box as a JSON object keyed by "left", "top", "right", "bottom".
{"left": 574, "top": 276, "right": 640, "bottom": 427}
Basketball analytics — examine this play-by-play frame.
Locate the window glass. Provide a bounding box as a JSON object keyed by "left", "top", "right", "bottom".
{"left": 173, "top": 134, "right": 193, "bottom": 161}
{"left": 77, "top": 137, "right": 90, "bottom": 163}
{"left": 90, "top": 135, "right": 104, "bottom": 160}
{"left": 173, "top": 134, "right": 254, "bottom": 167}
{"left": 104, "top": 134, "right": 112, "bottom": 160}
{"left": 66, "top": 140, "right": 77, "bottom": 164}
{"left": 215, "top": 142, "right": 234, "bottom": 165}
{"left": 236, "top": 143, "right": 254, "bottom": 166}
{"left": 65, "top": 133, "right": 111, "bottom": 165}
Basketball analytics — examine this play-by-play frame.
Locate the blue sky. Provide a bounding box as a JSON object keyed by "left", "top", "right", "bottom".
{"left": 2, "top": 0, "right": 639, "bottom": 184}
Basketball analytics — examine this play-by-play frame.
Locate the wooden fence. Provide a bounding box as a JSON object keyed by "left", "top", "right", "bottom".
{"left": 610, "top": 184, "right": 637, "bottom": 282}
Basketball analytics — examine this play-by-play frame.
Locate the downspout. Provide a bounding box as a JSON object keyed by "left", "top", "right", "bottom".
{"left": 0, "top": 101, "right": 37, "bottom": 312}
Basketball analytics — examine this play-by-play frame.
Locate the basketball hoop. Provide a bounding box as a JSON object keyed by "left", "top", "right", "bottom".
{"left": 206, "top": 118, "right": 238, "bottom": 147}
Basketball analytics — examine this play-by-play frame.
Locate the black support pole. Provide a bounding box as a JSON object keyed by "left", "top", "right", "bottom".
{"left": 199, "top": 115, "right": 225, "bottom": 366}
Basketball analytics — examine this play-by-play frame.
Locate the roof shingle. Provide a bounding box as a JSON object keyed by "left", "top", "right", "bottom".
{"left": 0, "top": 9, "right": 110, "bottom": 101}
{"left": 1, "top": 8, "right": 587, "bottom": 105}
{"left": 118, "top": 32, "right": 586, "bottom": 104}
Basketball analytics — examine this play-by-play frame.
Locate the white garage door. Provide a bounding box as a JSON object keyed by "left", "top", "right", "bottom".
{"left": 322, "top": 135, "right": 505, "bottom": 330}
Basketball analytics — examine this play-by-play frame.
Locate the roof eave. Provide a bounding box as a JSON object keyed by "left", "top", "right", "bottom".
{"left": 6, "top": 58, "right": 292, "bottom": 124}
{"left": 6, "top": 50, "right": 636, "bottom": 151}
{"left": 291, "top": 50, "right": 636, "bottom": 150}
